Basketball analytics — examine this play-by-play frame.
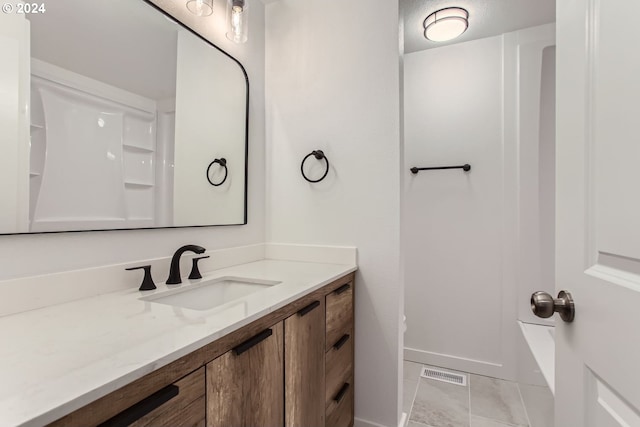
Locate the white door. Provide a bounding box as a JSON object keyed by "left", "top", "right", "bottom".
{"left": 555, "top": 0, "right": 640, "bottom": 426}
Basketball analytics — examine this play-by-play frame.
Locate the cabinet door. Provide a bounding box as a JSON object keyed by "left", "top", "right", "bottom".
{"left": 206, "top": 322, "right": 284, "bottom": 427}
{"left": 285, "top": 299, "right": 325, "bottom": 427}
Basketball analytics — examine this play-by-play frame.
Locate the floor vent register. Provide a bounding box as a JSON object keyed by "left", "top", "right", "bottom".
{"left": 420, "top": 367, "right": 467, "bottom": 386}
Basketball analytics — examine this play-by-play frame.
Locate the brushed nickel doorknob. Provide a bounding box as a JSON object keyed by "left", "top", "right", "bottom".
{"left": 531, "top": 290, "right": 575, "bottom": 322}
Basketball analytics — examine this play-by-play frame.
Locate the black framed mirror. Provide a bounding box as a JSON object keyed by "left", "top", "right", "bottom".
{"left": 0, "top": 0, "right": 249, "bottom": 234}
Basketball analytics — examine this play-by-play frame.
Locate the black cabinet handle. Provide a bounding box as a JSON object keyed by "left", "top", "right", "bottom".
{"left": 334, "top": 283, "right": 351, "bottom": 295}
{"left": 234, "top": 329, "right": 273, "bottom": 356}
{"left": 297, "top": 300, "right": 320, "bottom": 317}
{"left": 334, "top": 383, "right": 350, "bottom": 403}
{"left": 333, "top": 334, "right": 350, "bottom": 350}
{"left": 98, "top": 385, "right": 179, "bottom": 427}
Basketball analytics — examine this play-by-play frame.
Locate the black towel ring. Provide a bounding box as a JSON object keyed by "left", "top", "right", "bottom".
{"left": 301, "top": 150, "right": 329, "bottom": 183}
{"left": 206, "top": 158, "right": 228, "bottom": 186}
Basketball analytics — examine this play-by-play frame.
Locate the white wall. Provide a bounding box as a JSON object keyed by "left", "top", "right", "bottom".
{"left": 264, "top": 1, "right": 403, "bottom": 426}
{"left": 0, "top": 0, "right": 266, "bottom": 280}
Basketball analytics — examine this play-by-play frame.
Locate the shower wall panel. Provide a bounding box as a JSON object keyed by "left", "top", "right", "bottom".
{"left": 403, "top": 35, "right": 508, "bottom": 378}
{"left": 403, "top": 23, "right": 556, "bottom": 381}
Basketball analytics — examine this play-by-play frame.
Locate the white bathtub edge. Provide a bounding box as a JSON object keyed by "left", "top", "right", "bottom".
{"left": 518, "top": 321, "right": 555, "bottom": 395}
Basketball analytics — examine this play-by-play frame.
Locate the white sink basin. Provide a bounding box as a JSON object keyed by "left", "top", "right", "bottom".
{"left": 140, "top": 276, "right": 281, "bottom": 311}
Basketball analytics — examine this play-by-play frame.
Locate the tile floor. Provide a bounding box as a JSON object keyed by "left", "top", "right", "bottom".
{"left": 403, "top": 361, "right": 554, "bottom": 427}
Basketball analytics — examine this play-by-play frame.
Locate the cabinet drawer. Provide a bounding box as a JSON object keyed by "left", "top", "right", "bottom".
{"left": 102, "top": 367, "right": 205, "bottom": 427}
{"left": 325, "top": 282, "right": 353, "bottom": 352}
{"left": 326, "top": 379, "right": 353, "bottom": 427}
{"left": 325, "top": 332, "right": 353, "bottom": 406}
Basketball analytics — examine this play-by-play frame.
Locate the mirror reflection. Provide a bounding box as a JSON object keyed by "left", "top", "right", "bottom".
{"left": 0, "top": 0, "right": 248, "bottom": 234}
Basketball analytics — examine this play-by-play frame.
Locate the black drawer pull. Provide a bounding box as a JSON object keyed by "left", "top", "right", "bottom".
{"left": 234, "top": 328, "right": 273, "bottom": 355}
{"left": 334, "top": 283, "right": 351, "bottom": 295}
{"left": 98, "top": 384, "right": 179, "bottom": 427}
{"left": 297, "top": 300, "right": 320, "bottom": 317}
{"left": 333, "top": 334, "right": 350, "bottom": 350}
{"left": 334, "top": 382, "right": 350, "bottom": 403}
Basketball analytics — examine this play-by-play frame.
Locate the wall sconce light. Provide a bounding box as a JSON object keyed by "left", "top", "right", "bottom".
{"left": 186, "top": 0, "right": 213, "bottom": 16}
{"left": 423, "top": 7, "right": 469, "bottom": 42}
{"left": 226, "top": 0, "right": 248, "bottom": 44}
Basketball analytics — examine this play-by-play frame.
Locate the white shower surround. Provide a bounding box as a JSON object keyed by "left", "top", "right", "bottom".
{"left": 29, "top": 60, "right": 163, "bottom": 232}
{"left": 403, "top": 23, "right": 556, "bottom": 382}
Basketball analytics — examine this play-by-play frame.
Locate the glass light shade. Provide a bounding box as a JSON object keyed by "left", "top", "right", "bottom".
{"left": 423, "top": 7, "right": 469, "bottom": 42}
{"left": 226, "top": 0, "right": 249, "bottom": 44}
{"left": 186, "top": 0, "right": 213, "bottom": 17}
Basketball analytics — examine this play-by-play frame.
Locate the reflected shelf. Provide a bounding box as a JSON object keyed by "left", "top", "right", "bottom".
{"left": 123, "top": 143, "right": 155, "bottom": 153}
{"left": 124, "top": 181, "right": 154, "bottom": 187}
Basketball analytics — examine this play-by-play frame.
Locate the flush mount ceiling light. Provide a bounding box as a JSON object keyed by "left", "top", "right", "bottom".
{"left": 423, "top": 7, "right": 469, "bottom": 42}
{"left": 186, "top": 0, "right": 213, "bottom": 16}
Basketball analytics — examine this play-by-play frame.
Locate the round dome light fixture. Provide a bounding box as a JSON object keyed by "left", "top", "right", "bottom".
{"left": 423, "top": 7, "right": 469, "bottom": 42}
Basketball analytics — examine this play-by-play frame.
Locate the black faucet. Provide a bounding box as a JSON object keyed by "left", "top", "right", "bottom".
{"left": 166, "top": 245, "right": 206, "bottom": 284}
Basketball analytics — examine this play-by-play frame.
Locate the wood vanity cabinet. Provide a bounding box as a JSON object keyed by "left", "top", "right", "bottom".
{"left": 48, "top": 272, "right": 355, "bottom": 427}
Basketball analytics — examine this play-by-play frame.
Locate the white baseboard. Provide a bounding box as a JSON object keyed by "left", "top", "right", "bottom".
{"left": 353, "top": 413, "right": 407, "bottom": 427}
{"left": 354, "top": 417, "right": 390, "bottom": 427}
{"left": 404, "top": 347, "right": 512, "bottom": 380}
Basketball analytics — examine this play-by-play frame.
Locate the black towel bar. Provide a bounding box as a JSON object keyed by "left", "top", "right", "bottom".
{"left": 410, "top": 164, "right": 471, "bottom": 174}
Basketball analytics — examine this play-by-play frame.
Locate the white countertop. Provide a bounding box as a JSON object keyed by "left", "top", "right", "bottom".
{"left": 0, "top": 259, "right": 357, "bottom": 427}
